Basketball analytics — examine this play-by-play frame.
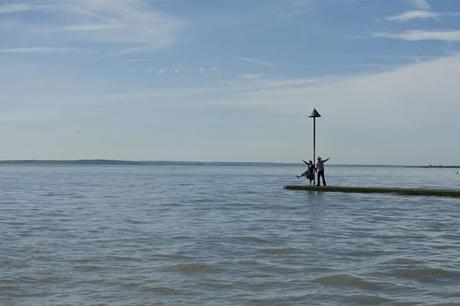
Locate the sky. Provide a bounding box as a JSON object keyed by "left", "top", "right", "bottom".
{"left": 0, "top": 0, "right": 459, "bottom": 165}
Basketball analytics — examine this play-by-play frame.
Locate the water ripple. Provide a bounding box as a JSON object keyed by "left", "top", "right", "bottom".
{"left": 312, "top": 274, "right": 382, "bottom": 290}
{"left": 1, "top": 164, "right": 460, "bottom": 305}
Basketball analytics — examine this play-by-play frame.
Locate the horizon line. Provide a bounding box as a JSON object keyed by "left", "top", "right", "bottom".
{"left": 0, "top": 159, "right": 458, "bottom": 168}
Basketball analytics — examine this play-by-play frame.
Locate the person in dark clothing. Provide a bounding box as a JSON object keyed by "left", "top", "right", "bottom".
{"left": 305, "top": 160, "right": 315, "bottom": 186}
{"left": 316, "top": 157, "right": 330, "bottom": 186}
{"left": 297, "top": 160, "right": 315, "bottom": 185}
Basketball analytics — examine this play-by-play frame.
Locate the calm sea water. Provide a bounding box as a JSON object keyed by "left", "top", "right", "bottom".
{"left": 1, "top": 164, "right": 460, "bottom": 305}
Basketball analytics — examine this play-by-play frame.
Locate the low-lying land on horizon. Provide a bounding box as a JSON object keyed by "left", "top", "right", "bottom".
{"left": 0, "top": 159, "right": 458, "bottom": 168}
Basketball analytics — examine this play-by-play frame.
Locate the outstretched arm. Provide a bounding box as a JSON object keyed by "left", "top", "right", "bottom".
{"left": 324, "top": 157, "right": 331, "bottom": 163}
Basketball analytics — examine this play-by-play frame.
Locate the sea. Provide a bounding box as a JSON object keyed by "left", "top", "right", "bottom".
{"left": 1, "top": 163, "right": 459, "bottom": 305}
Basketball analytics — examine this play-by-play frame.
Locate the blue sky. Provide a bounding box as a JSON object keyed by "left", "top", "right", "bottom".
{"left": 1, "top": 0, "right": 459, "bottom": 164}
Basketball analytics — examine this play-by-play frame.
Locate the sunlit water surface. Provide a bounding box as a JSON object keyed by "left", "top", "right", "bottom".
{"left": 1, "top": 165, "right": 460, "bottom": 305}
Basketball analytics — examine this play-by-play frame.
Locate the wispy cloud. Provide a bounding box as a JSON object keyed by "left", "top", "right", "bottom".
{"left": 59, "top": 24, "right": 124, "bottom": 32}
{"left": 98, "top": 55, "right": 460, "bottom": 132}
{"left": 207, "top": 56, "right": 460, "bottom": 147}
{"left": 0, "top": 47, "right": 76, "bottom": 53}
{"left": 386, "top": 10, "right": 439, "bottom": 22}
{"left": 375, "top": 30, "right": 460, "bottom": 42}
{"left": 0, "top": 0, "right": 185, "bottom": 52}
{"left": 0, "top": 3, "right": 37, "bottom": 14}
{"left": 239, "top": 74, "right": 265, "bottom": 80}
{"left": 3, "top": 52, "right": 459, "bottom": 163}
{"left": 386, "top": 10, "right": 460, "bottom": 22}
{"left": 407, "top": 0, "right": 430, "bottom": 10}
{"left": 237, "top": 57, "right": 277, "bottom": 69}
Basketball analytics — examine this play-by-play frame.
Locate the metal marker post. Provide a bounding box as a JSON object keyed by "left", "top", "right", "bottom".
{"left": 308, "top": 108, "right": 321, "bottom": 163}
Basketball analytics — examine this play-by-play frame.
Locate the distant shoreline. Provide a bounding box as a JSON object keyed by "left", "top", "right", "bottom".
{"left": 404, "top": 165, "right": 460, "bottom": 169}
{"left": 0, "top": 159, "right": 458, "bottom": 168}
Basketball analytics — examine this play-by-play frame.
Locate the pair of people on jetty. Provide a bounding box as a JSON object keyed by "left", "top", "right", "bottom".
{"left": 297, "top": 157, "right": 330, "bottom": 186}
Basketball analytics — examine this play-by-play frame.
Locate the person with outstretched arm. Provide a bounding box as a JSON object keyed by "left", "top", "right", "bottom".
{"left": 316, "top": 157, "right": 330, "bottom": 186}
{"left": 297, "top": 160, "right": 315, "bottom": 185}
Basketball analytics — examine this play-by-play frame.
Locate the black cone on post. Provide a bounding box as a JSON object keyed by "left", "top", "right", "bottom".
{"left": 308, "top": 108, "right": 321, "bottom": 165}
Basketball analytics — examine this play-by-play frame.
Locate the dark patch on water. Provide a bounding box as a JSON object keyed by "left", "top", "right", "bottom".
{"left": 312, "top": 274, "right": 382, "bottom": 290}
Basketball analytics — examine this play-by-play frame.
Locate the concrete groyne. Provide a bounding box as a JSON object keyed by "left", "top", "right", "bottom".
{"left": 284, "top": 185, "right": 460, "bottom": 198}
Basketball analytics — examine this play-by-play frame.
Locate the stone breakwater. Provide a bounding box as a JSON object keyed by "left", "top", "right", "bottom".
{"left": 284, "top": 185, "right": 460, "bottom": 198}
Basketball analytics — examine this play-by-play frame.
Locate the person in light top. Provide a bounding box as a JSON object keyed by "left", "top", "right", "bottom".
{"left": 316, "top": 157, "right": 330, "bottom": 186}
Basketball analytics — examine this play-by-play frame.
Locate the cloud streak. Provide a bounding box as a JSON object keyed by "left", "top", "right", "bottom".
{"left": 0, "top": 3, "right": 38, "bottom": 14}
{"left": 85, "top": 55, "right": 460, "bottom": 163}
{"left": 2, "top": 50, "right": 459, "bottom": 163}
{"left": 95, "top": 55, "right": 460, "bottom": 118}
{"left": 237, "top": 57, "right": 277, "bottom": 69}
{"left": 0, "top": 47, "right": 76, "bottom": 53}
{"left": 386, "top": 10, "right": 439, "bottom": 22}
{"left": 239, "top": 74, "right": 265, "bottom": 80}
{"left": 0, "top": 0, "right": 185, "bottom": 51}
{"left": 374, "top": 30, "right": 460, "bottom": 42}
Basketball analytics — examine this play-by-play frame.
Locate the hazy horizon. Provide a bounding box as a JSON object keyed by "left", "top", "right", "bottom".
{"left": 1, "top": 0, "right": 459, "bottom": 164}
{"left": 0, "top": 158, "right": 458, "bottom": 168}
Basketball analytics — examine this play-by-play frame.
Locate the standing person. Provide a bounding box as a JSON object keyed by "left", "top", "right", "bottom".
{"left": 305, "top": 160, "right": 315, "bottom": 186}
{"left": 316, "top": 157, "right": 330, "bottom": 186}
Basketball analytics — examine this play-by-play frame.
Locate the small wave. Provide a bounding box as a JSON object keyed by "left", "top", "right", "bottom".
{"left": 340, "top": 294, "right": 392, "bottom": 305}
{"left": 206, "top": 281, "right": 234, "bottom": 289}
{"left": 74, "top": 265, "right": 102, "bottom": 272}
{"left": 163, "top": 263, "right": 214, "bottom": 273}
{"left": 438, "top": 233, "right": 460, "bottom": 240}
{"left": 0, "top": 289, "right": 49, "bottom": 299}
{"left": 41, "top": 192, "right": 77, "bottom": 197}
{"left": 250, "top": 293, "right": 392, "bottom": 305}
{"left": 69, "top": 194, "right": 85, "bottom": 199}
{"left": 378, "top": 257, "right": 424, "bottom": 266}
{"left": 233, "top": 236, "right": 269, "bottom": 243}
{"left": 141, "top": 286, "right": 179, "bottom": 295}
{"left": 16, "top": 275, "right": 64, "bottom": 284}
{"left": 156, "top": 252, "right": 194, "bottom": 260}
{"left": 191, "top": 198, "right": 214, "bottom": 204}
{"left": 340, "top": 249, "right": 388, "bottom": 257}
{"left": 173, "top": 235, "right": 191, "bottom": 240}
{"left": 261, "top": 248, "right": 296, "bottom": 256}
{"left": 242, "top": 190, "right": 258, "bottom": 195}
{"left": 312, "top": 274, "right": 381, "bottom": 290}
{"left": 370, "top": 215, "right": 393, "bottom": 222}
{"left": 390, "top": 267, "right": 460, "bottom": 281}
{"left": 21, "top": 292, "right": 50, "bottom": 298}
{"left": 1, "top": 221, "right": 26, "bottom": 226}
{"left": 106, "top": 255, "right": 138, "bottom": 262}
{"left": 124, "top": 218, "right": 149, "bottom": 225}
{"left": 0, "top": 284, "right": 19, "bottom": 297}
{"left": 71, "top": 258, "right": 95, "bottom": 264}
